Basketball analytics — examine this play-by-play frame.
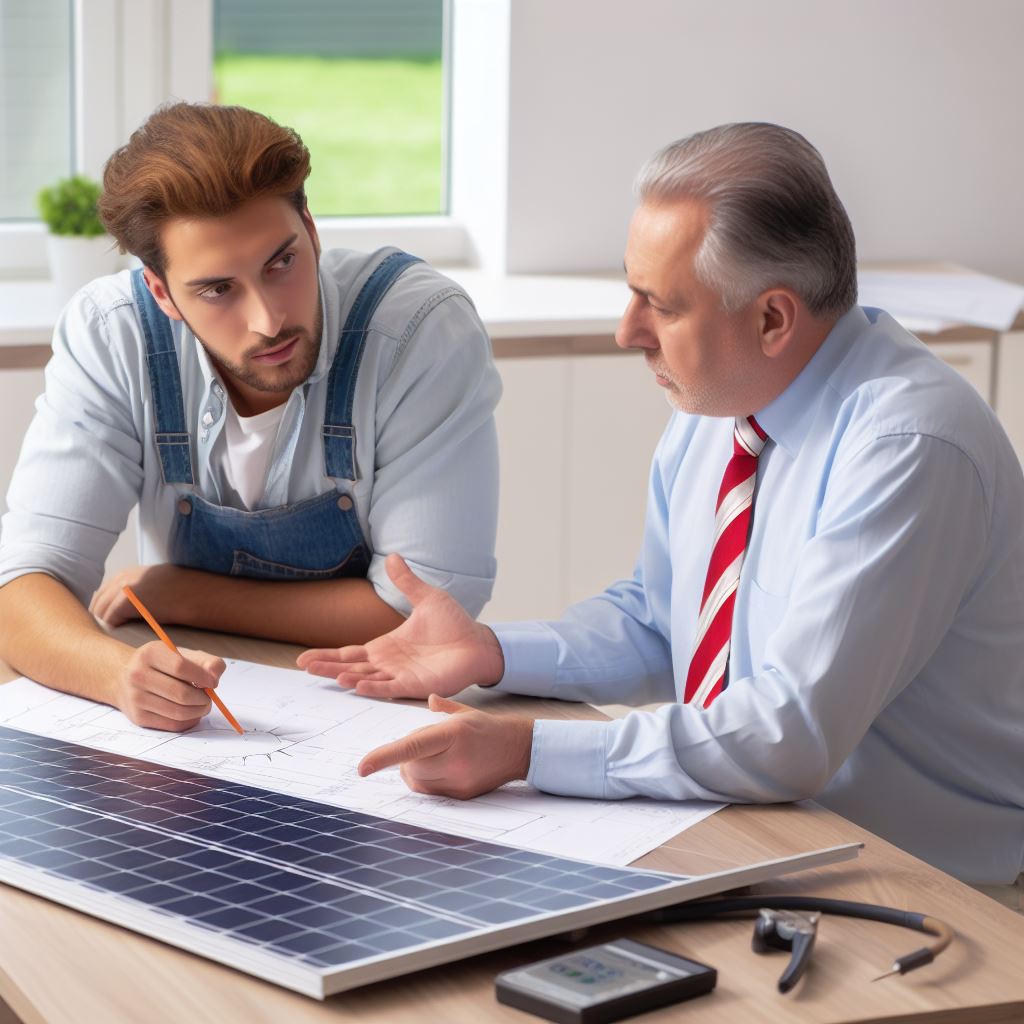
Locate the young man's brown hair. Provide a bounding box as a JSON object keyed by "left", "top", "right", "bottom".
{"left": 99, "top": 102, "right": 311, "bottom": 278}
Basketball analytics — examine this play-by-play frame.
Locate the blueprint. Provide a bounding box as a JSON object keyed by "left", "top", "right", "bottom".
{"left": 0, "top": 659, "right": 721, "bottom": 866}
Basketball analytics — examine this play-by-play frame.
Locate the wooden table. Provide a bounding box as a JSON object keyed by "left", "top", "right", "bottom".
{"left": 1, "top": 625, "right": 1022, "bottom": 1024}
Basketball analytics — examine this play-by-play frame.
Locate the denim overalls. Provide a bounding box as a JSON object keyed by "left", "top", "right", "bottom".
{"left": 129, "top": 251, "right": 422, "bottom": 581}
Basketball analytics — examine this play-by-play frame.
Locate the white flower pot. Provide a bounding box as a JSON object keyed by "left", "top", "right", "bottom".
{"left": 46, "top": 234, "right": 122, "bottom": 304}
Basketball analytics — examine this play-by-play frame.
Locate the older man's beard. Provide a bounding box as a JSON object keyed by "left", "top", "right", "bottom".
{"left": 645, "top": 355, "right": 708, "bottom": 413}
{"left": 645, "top": 354, "right": 760, "bottom": 418}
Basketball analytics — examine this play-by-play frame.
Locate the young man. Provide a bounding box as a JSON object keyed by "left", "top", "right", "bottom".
{"left": 301, "top": 123, "right": 1024, "bottom": 891}
{"left": 0, "top": 102, "right": 501, "bottom": 733}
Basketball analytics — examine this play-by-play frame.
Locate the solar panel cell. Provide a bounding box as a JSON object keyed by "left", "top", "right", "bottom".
{"left": 0, "top": 722, "right": 852, "bottom": 999}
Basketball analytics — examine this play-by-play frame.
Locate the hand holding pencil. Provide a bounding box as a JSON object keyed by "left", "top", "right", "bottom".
{"left": 109, "top": 586, "right": 237, "bottom": 733}
{"left": 122, "top": 586, "right": 243, "bottom": 734}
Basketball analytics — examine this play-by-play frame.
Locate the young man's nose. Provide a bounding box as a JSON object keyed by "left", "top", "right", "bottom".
{"left": 246, "top": 289, "right": 286, "bottom": 338}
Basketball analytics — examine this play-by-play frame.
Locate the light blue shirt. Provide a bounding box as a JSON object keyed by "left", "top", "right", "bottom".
{"left": 495, "top": 306, "right": 1024, "bottom": 884}
{"left": 0, "top": 249, "right": 501, "bottom": 616}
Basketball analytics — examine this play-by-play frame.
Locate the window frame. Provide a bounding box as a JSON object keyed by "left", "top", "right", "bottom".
{"left": 0, "top": 0, "right": 467, "bottom": 279}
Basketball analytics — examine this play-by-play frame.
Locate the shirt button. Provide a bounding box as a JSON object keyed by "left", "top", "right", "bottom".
{"left": 201, "top": 411, "right": 215, "bottom": 428}
{"left": 337, "top": 495, "right": 354, "bottom": 512}
{"left": 177, "top": 498, "right": 192, "bottom": 516}
{"left": 213, "top": 382, "right": 224, "bottom": 397}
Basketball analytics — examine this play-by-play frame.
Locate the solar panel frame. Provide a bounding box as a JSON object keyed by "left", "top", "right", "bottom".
{"left": 0, "top": 724, "right": 860, "bottom": 998}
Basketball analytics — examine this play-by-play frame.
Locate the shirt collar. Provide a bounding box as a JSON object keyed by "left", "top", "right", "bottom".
{"left": 190, "top": 329, "right": 219, "bottom": 387}
{"left": 754, "top": 304, "right": 868, "bottom": 459}
{"left": 305, "top": 266, "right": 333, "bottom": 386}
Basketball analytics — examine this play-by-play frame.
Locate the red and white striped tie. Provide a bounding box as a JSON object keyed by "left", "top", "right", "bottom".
{"left": 683, "top": 415, "right": 768, "bottom": 709}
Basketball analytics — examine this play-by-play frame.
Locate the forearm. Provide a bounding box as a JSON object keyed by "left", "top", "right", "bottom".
{"left": 529, "top": 698, "right": 833, "bottom": 804}
{"left": 161, "top": 569, "right": 406, "bottom": 646}
{"left": 492, "top": 588, "right": 677, "bottom": 705}
{"left": 0, "top": 573, "right": 131, "bottom": 706}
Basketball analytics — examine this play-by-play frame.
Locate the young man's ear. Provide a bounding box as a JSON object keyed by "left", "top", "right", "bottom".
{"left": 142, "top": 268, "right": 184, "bottom": 322}
{"left": 301, "top": 204, "right": 321, "bottom": 261}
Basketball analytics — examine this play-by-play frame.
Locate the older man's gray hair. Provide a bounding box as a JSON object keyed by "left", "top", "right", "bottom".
{"left": 635, "top": 123, "right": 857, "bottom": 318}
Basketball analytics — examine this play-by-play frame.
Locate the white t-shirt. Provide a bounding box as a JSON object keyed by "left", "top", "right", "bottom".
{"left": 213, "top": 398, "right": 287, "bottom": 511}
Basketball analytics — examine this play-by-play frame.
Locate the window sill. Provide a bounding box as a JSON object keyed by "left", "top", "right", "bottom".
{"left": 0, "top": 266, "right": 1008, "bottom": 362}
{"left": 0, "top": 215, "right": 470, "bottom": 286}
{"left": 0, "top": 269, "right": 634, "bottom": 352}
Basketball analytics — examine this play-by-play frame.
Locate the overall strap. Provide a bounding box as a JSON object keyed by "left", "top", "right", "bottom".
{"left": 130, "top": 268, "right": 195, "bottom": 485}
{"left": 323, "top": 250, "right": 423, "bottom": 481}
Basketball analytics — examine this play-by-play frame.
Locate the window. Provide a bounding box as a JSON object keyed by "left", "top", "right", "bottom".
{"left": 0, "top": 0, "right": 465, "bottom": 280}
{"left": 213, "top": 0, "right": 447, "bottom": 218}
{"left": 0, "top": 0, "right": 73, "bottom": 221}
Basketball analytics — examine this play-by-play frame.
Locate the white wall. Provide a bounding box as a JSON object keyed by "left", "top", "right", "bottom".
{"left": 457, "top": 0, "right": 1024, "bottom": 281}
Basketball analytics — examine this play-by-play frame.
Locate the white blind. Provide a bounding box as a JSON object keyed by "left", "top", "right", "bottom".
{"left": 0, "top": 0, "right": 72, "bottom": 220}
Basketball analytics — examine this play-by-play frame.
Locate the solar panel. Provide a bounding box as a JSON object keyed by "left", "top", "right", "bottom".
{"left": 0, "top": 724, "right": 859, "bottom": 998}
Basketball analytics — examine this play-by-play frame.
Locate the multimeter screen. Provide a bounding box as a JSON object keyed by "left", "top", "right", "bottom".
{"left": 540, "top": 945, "right": 688, "bottom": 999}
{"left": 496, "top": 939, "right": 716, "bottom": 1021}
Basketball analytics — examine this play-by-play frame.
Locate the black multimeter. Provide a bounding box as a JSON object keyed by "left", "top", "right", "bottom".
{"left": 495, "top": 939, "right": 717, "bottom": 1024}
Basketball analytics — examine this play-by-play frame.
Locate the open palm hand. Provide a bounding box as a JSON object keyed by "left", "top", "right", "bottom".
{"left": 297, "top": 554, "right": 505, "bottom": 699}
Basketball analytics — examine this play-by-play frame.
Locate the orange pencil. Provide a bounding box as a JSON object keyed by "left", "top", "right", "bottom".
{"left": 121, "top": 585, "right": 244, "bottom": 735}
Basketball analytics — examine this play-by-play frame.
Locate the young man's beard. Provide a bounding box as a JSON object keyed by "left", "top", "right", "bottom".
{"left": 189, "top": 303, "right": 323, "bottom": 395}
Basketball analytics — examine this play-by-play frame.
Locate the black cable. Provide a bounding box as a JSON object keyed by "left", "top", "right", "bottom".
{"left": 648, "top": 895, "right": 954, "bottom": 980}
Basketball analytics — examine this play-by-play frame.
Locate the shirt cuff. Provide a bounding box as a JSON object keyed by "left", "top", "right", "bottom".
{"left": 527, "top": 718, "right": 611, "bottom": 799}
{"left": 490, "top": 621, "right": 560, "bottom": 697}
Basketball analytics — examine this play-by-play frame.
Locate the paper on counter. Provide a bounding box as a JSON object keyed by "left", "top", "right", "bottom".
{"left": 858, "top": 270, "right": 1024, "bottom": 332}
{"left": 0, "top": 660, "right": 722, "bottom": 867}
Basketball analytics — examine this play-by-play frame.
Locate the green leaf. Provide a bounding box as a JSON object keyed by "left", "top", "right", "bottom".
{"left": 36, "top": 175, "right": 106, "bottom": 237}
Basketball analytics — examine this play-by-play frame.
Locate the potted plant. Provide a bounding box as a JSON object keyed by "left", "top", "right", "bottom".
{"left": 37, "top": 175, "right": 121, "bottom": 302}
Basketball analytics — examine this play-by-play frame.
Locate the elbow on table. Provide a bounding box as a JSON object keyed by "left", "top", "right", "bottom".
{"left": 694, "top": 715, "right": 841, "bottom": 805}
{"left": 728, "top": 742, "right": 839, "bottom": 805}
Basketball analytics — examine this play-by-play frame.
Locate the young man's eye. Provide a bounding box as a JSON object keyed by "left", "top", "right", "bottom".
{"left": 199, "top": 282, "right": 232, "bottom": 301}
{"left": 271, "top": 252, "right": 295, "bottom": 272}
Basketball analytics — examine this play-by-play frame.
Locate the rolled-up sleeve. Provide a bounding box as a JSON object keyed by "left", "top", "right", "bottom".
{"left": 366, "top": 292, "right": 501, "bottom": 618}
{"left": 0, "top": 291, "right": 144, "bottom": 603}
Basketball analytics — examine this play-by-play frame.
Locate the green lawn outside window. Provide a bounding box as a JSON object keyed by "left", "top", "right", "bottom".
{"left": 214, "top": 53, "right": 444, "bottom": 217}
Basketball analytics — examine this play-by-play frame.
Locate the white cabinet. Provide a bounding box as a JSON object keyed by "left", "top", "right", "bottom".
{"left": 487, "top": 357, "right": 571, "bottom": 622}
{"left": 484, "top": 352, "right": 669, "bottom": 622}
{"left": 929, "top": 340, "right": 993, "bottom": 404}
{"left": 995, "top": 332, "right": 1024, "bottom": 456}
{"left": 563, "top": 355, "right": 672, "bottom": 606}
{"left": 0, "top": 369, "right": 44, "bottom": 516}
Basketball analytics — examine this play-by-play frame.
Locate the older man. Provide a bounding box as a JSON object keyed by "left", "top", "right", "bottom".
{"left": 300, "top": 123, "right": 1024, "bottom": 891}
